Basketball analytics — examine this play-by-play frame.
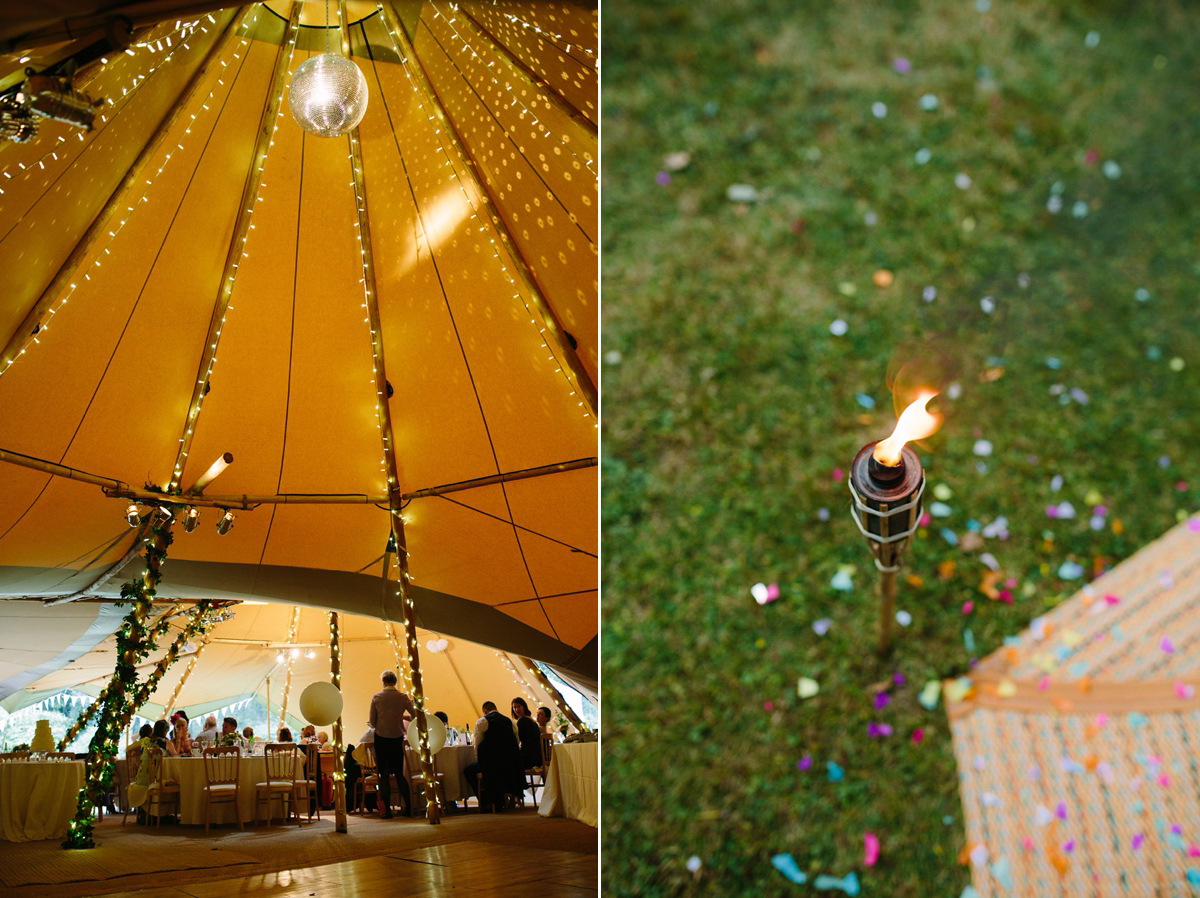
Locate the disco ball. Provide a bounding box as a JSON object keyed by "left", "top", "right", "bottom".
{"left": 288, "top": 53, "right": 368, "bottom": 137}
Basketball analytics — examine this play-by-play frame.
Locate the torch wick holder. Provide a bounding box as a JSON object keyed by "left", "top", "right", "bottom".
{"left": 867, "top": 454, "right": 905, "bottom": 485}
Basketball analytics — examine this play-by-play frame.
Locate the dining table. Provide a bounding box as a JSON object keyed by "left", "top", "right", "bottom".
{"left": 161, "top": 753, "right": 304, "bottom": 826}
{"left": 0, "top": 758, "right": 85, "bottom": 841}
{"left": 538, "top": 741, "right": 597, "bottom": 827}
{"left": 413, "top": 742, "right": 476, "bottom": 803}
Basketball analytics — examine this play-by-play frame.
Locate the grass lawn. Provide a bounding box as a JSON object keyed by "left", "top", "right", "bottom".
{"left": 600, "top": 1, "right": 1200, "bottom": 894}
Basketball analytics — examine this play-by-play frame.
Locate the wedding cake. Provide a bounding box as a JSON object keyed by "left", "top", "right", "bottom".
{"left": 29, "top": 719, "right": 55, "bottom": 752}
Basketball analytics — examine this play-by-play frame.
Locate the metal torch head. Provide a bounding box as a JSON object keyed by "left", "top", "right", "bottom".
{"left": 849, "top": 441, "right": 925, "bottom": 572}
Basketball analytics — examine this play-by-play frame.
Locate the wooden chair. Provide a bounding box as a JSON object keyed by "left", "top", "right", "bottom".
{"left": 354, "top": 743, "right": 378, "bottom": 814}
{"left": 0, "top": 751, "right": 31, "bottom": 761}
{"left": 404, "top": 745, "right": 444, "bottom": 817}
{"left": 255, "top": 742, "right": 300, "bottom": 826}
{"left": 524, "top": 733, "right": 554, "bottom": 805}
{"left": 293, "top": 743, "right": 321, "bottom": 821}
{"left": 201, "top": 745, "right": 243, "bottom": 834}
{"left": 120, "top": 745, "right": 143, "bottom": 826}
{"left": 144, "top": 747, "right": 181, "bottom": 827}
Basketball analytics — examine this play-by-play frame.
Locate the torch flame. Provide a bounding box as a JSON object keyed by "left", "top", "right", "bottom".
{"left": 873, "top": 390, "right": 941, "bottom": 466}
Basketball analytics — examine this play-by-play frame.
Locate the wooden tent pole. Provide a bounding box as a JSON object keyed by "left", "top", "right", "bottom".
{"left": 376, "top": 0, "right": 597, "bottom": 416}
{"left": 165, "top": 0, "right": 302, "bottom": 493}
{"left": 329, "top": 612, "right": 348, "bottom": 834}
{"left": 0, "top": 7, "right": 250, "bottom": 375}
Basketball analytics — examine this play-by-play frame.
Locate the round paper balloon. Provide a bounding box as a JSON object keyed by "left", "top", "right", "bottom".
{"left": 298, "top": 681, "right": 343, "bottom": 726}
{"left": 406, "top": 714, "right": 447, "bottom": 755}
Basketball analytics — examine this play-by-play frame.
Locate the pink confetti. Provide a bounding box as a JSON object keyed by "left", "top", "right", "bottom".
{"left": 1189, "top": 518, "right": 1200, "bottom": 532}
{"left": 798, "top": 754, "right": 812, "bottom": 771}
{"left": 1175, "top": 681, "right": 1195, "bottom": 700}
{"left": 893, "top": 57, "right": 911, "bottom": 74}
{"left": 1094, "top": 713, "right": 1108, "bottom": 728}
{"left": 1057, "top": 802, "right": 1067, "bottom": 820}
{"left": 1064, "top": 839, "right": 1075, "bottom": 853}
{"left": 1105, "top": 594, "right": 1121, "bottom": 605}
{"left": 1037, "top": 676, "right": 1051, "bottom": 692}
{"left": 893, "top": 672, "right": 905, "bottom": 686}
{"left": 832, "top": 468, "right": 845, "bottom": 483}
{"left": 999, "top": 590, "right": 1014, "bottom": 604}
{"left": 1162, "top": 637, "right": 1176, "bottom": 654}
{"left": 962, "top": 601, "right": 975, "bottom": 614}
{"left": 874, "top": 693, "right": 891, "bottom": 711}
{"left": 1177, "top": 481, "right": 1189, "bottom": 492}
{"left": 1159, "top": 774, "right": 1171, "bottom": 788}
{"left": 1046, "top": 506, "right": 1059, "bottom": 518}
{"left": 1005, "top": 578, "right": 1018, "bottom": 588}
{"left": 1173, "top": 824, "right": 1183, "bottom": 835}
{"left": 764, "top": 701, "right": 774, "bottom": 711}
{"left": 868, "top": 722, "right": 893, "bottom": 738}
{"left": 1132, "top": 833, "right": 1144, "bottom": 850}
{"left": 656, "top": 172, "right": 671, "bottom": 186}
{"left": 1022, "top": 837, "right": 1034, "bottom": 851}
{"left": 919, "top": 512, "right": 931, "bottom": 528}
{"left": 1085, "top": 148, "right": 1099, "bottom": 165}
{"left": 912, "top": 728, "right": 924, "bottom": 744}
{"left": 864, "top": 832, "right": 880, "bottom": 866}
{"left": 1189, "top": 845, "right": 1200, "bottom": 858}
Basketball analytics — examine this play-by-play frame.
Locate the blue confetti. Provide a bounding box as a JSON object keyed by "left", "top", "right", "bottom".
{"left": 967, "top": 519, "right": 982, "bottom": 533}
{"left": 1003, "top": 636, "right": 1022, "bottom": 647}
{"left": 855, "top": 392, "right": 876, "bottom": 409}
{"left": 1186, "top": 869, "right": 1200, "bottom": 886}
{"left": 1046, "top": 357, "right": 1063, "bottom": 369}
{"left": 964, "top": 629, "right": 976, "bottom": 653}
{"left": 930, "top": 502, "right": 953, "bottom": 517}
{"left": 1068, "top": 662, "right": 1090, "bottom": 678}
{"left": 1129, "top": 712, "right": 1149, "bottom": 730}
{"left": 814, "top": 872, "right": 860, "bottom": 895}
{"left": 771, "top": 853, "right": 808, "bottom": 884}
{"left": 1058, "top": 561, "right": 1085, "bottom": 579}
{"left": 827, "top": 760, "right": 845, "bottom": 782}
{"left": 940, "top": 528, "right": 959, "bottom": 546}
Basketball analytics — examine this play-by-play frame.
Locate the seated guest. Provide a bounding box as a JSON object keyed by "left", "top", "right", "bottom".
{"left": 537, "top": 706, "right": 555, "bottom": 736}
{"left": 301, "top": 725, "right": 317, "bottom": 743}
{"left": 153, "top": 719, "right": 179, "bottom": 757}
{"left": 243, "top": 726, "right": 254, "bottom": 741}
{"left": 127, "top": 724, "right": 157, "bottom": 819}
{"left": 463, "top": 701, "right": 523, "bottom": 813}
{"left": 170, "top": 712, "right": 193, "bottom": 756}
{"left": 344, "top": 743, "right": 362, "bottom": 811}
{"left": 278, "top": 727, "right": 294, "bottom": 742}
{"left": 195, "top": 715, "right": 220, "bottom": 745}
{"left": 512, "top": 697, "right": 542, "bottom": 770}
{"left": 218, "top": 716, "right": 247, "bottom": 749}
{"left": 317, "top": 731, "right": 331, "bottom": 750}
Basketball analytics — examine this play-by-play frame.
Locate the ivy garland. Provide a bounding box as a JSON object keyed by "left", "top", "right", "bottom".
{"left": 62, "top": 510, "right": 224, "bottom": 849}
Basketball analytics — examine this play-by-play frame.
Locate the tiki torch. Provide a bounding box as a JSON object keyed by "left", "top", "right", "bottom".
{"left": 849, "top": 391, "right": 941, "bottom": 654}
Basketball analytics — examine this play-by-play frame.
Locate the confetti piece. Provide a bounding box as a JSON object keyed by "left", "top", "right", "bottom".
{"left": 969, "top": 844, "right": 989, "bottom": 867}
{"left": 1063, "top": 839, "right": 1075, "bottom": 853}
{"left": 997, "top": 679, "right": 1017, "bottom": 698}
{"left": 1176, "top": 682, "right": 1195, "bottom": 699}
{"left": 930, "top": 501, "right": 952, "bottom": 517}
{"left": 991, "top": 857, "right": 1013, "bottom": 890}
{"left": 918, "top": 681, "right": 942, "bottom": 710}
{"left": 797, "top": 755, "right": 812, "bottom": 771}
{"left": 725, "top": 184, "right": 758, "bottom": 202}
{"left": 1057, "top": 802, "right": 1067, "bottom": 820}
{"left": 962, "top": 601, "right": 974, "bottom": 615}
{"left": 1035, "top": 805, "right": 1054, "bottom": 826}
{"left": 855, "top": 392, "right": 876, "bottom": 409}
{"left": 961, "top": 888, "right": 981, "bottom": 898}
{"left": 873, "top": 269, "right": 894, "bottom": 288}
{"left": 656, "top": 172, "right": 671, "bottom": 186}
{"left": 1086, "top": 30, "right": 1101, "bottom": 48}
{"left": 1058, "top": 561, "right": 1084, "bottom": 579}
{"left": 864, "top": 833, "right": 880, "bottom": 866}
{"left": 818, "top": 508, "right": 831, "bottom": 522}
{"left": 979, "top": 296, "right": 996, "bottom": 314}
{"left": 1187, "top": 870, "right": 1200, "bottom": 885}
{"left": 896, "top": 610, "right": 913, "bottom": 626}
{"left": 874, "top": 692, "right": 891, "bottom": 711}
{"left": 893, "top": 57, "right": 911, "bottom": 74}
{"left": 829, "top": 318, "right": 848, "bottom": 336}
{"left": 1129, "top": 712, "right": 1149, "bottom": 730}
{"left": 771, "top": 853, "right": 807, "bottom": 884}
{"left": 686, "top": 856, "right": 702, "bottom": 873}
{"left": 831, "top": 568, "right": 854, "bottom": 591}
{"left": 872, "top": 101, "right": 887, "bottom": 118}
{"left": 945, "top": 678, "right": 973, "bottom": 703}
{"left": 1133, "top": 833, "right": 1144, "bottom": 850}
{"left": 919, "top": 93, "right": 940, "bottom": 110}
{"left": 964, "top": 629, "right": 976, "bottom": 653}
{"left": 941, "top": 528, "right": 959, "bottom": 546}
{"left": 1160, "top": 774, "right": 1172, "bottom": 788}
{"left": 814, "top": 872, "right": 860, "bottom": 895}
{"left": 956, "top": 172, "right": 972, "bottom": 189}
{"left": 1163, "top": 637, "right": 1176, "bottom": 654}
{"left": 751, "top": 582, "right": 780, "bottom": 605}
{"left": 663, "top": 151, "right": 691, "bottom": 171}
{"left": 827, "top": 761, "right": 845, "bottom": 782}
{"left": 813, "top": 618, "right": 832, "bottom": 636}
{"left": 912, "top": 728, "right": 924, "bottom": 744}
{"left": 798, "top": 677, "right": 820, "bottom": 699}
{"left": 764, "top": 701, "right": 774, "bottom": 711}
{"left": 981, "top": 792, "right": 1001, "bottom": 807}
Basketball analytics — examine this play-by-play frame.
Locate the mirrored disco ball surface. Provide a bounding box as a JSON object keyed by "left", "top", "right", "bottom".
{"left": 289, "top": 53, "right": 368, "bottom": 137}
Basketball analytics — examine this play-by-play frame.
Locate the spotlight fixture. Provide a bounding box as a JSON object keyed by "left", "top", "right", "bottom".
{"left": 290, "top": 647, "right": 300, "bottom": 658}
{"left": 154, "top": 505, "right": 174, "bottom": 524}
{"left": 124, "top": 504, "right": 141, "bottom": 527}
{"left": 276, "top": 652, "right": 285, "bottom": 664}
{"left": 183, "top": 507, "right": 200, "bottom": 532}
{"left": 304, "top": 649, "right": 316, "bottom": 660}
{"left": 216, "top": 510, "right": 235, "bottom": 535}
{"left": 0, "top": 68, "right": 105, "bottom": 144}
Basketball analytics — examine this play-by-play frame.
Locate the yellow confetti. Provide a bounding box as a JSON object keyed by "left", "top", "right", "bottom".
{"left": 996, "top": 679, "right": 1017, "bottom": 698}
{"left": 1061, "top": 630, "right": 1083, "bottom": 648}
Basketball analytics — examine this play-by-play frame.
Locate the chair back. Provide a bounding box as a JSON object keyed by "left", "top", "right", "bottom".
{"left": 361, "top": 742, "right": 377, "bottom": 774}
{"left": 264, "top": 743, "right": 299, "bottom": 784}
{"left": 0, "top": 751, "right": 31, "bottom": 762}
{"left": 540, "top": 733, "right": 554, "bottom": 768}
{"left": 126, "top": 742, "right": 143, "bottom": 771}
{"left": 203, "top": 745, "right": 241, "bottom": 784}
{"left": 145, "top": 746, "right": 164, "bottom": 785}
{"left": 45, "top": 751, "right": 75, "bottom": 760}
{"left": 404, "top": 744, "right": 439, "bottom": 777}
{"left": 303, "top": 742, "right": 321, "bottom": 778}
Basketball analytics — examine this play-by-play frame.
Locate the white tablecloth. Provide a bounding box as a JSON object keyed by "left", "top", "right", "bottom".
{"left": 163, "top": 755, "right": 304, "bottom": 826}
{"left": 0, "top": 760, "right": 85, "bottom": 841}
{"left": 538, "top": 742, "right": 597, "bottom": 827}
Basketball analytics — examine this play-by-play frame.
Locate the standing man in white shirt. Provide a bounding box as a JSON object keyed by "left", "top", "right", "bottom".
{"left": 368, "top": 669, "right": 415, "bottom": 818}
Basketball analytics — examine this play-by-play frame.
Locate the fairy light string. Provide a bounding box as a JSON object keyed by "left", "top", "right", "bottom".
{"left": 279, "top": 606, "right": 301, "bottom": 732}
{"left": 328, "top": 610, "right": 347, "bottom": 833}
{"left": 518, "top": 654, "right": 589, "bottom": 733}
{"left": 0, "top": 9, "right": 254, "bottom": 379}
{"left": 374, "top": 1, "right": 596, "bottom": 420}
{"left": 162, "top": 630, "right": 211, "bottom": 719}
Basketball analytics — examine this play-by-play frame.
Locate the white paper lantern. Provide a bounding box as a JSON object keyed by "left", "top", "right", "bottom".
{"left": 298, "top": 681, "right": 343, "bottom": 726}
{"left": 288, "top": 53, "right": 368, "bottom": 137}
{"left": 406, "top": 714, "right": 447, "bottom": 755}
